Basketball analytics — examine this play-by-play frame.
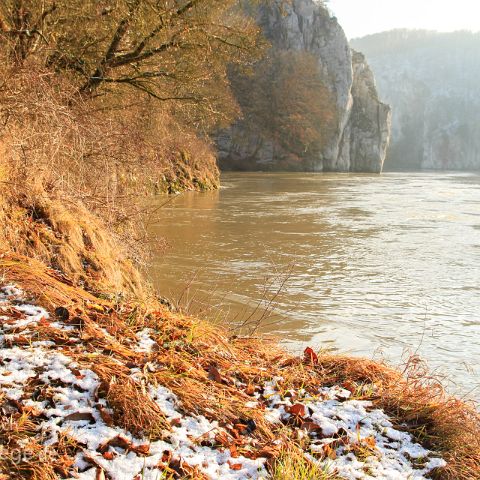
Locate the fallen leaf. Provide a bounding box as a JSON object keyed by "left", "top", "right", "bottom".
{"left": 363, "top": 436, "right": 376, "bottom": 448}
{"left": 208, "top": 365, "right": 222, "bottom": 383}
{"left": 102, "top": 451, "right": 115, "bottom": 460}
{"left": 215, "top": 432, "right": 231, "bottom": 447}
{"left": 228, "top": 461, "right": 242, "bottom": 471}
{"left": 64, "top": 412, "right": 95, "bottom": 423}
{"left": 245, "top": 384, "right": 255, "bottom": 396}
{"left": 161, "top": 450, "right": 172, "bottom": 463}
{"left": 324, "top": 444, "right": 337, "bottom": 460}
{"left": 132, "top": 444, "right": 150, "bottom": 455}
{"left": 229, "top": 444, "right": 239, "bottom": 458}
{"left": 281, "top": 357, "right": 299, "bottom": 367}
{"left": 303, "top": 347, "right": 318, "bottom": 365}
{"left": 98, "top": 406, "right": 114, "bottom": 426}
{"left": 98, "top": 435, "right": 131, "bottom": 453}
{"left": 234, "top": 418, "right": 257, "bottom": 435}
{"left": 342, "top": 380, "right": 356, "bottom": 394}
{"left": 301, "top": 421, "right": 323, "bottom": 433}
{"left": 256, "top": 445, "right": 281, "bottom": 459}
{"left": 287, "top": 404, "right": 306, "bottom": 417}
{"left": 7, "top": 335, "right": 30, "bottom": 346}
{"left": 21, "top": 405, "right": 42, "bottom": 417}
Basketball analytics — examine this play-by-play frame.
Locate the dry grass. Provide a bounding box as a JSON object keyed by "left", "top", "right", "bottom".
{"left": 271, "top": 445, "right": 339, "bottom": 480}
{"left": 0, "top": 56, "right": 219, "bottom": 296}
{"left": 105, "top": 376, "right": 170, "bottom": 440}
{"left": 0, "top": 413, "right": 72, "bottom": 480}
{"left": 0, "top": 254, "right": 479, "bottom": 479}
{"left": 0, "top": 195, "right": 147, "bottom": 298}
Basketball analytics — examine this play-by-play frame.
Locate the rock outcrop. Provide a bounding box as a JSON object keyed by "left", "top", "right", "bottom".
{"left": 352, "top": 30, "right": 480, "bottom": 171}
{"left": 217, "top": 0, "right": 391, "bottom": 173}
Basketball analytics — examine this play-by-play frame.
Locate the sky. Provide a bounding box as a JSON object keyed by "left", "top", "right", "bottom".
{"left": 327, "top": 0, "right": 480, "bottom": 39}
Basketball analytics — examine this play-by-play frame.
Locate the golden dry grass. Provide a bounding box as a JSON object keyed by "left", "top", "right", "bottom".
{"left": 0, "top": 195, "right": 147, "bottom": 299}
{"left": 0, "top": 57, "right": 219, "bottom": 299}
{"left": 105, "top": 376, "right": 171, "bottom": 440}
{"left": 0, "top": 253, "right": 479, "bottom": 479}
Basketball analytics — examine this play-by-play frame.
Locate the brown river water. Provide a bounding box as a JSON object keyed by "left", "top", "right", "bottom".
{"left": 148, "top": 172, "right": 480, "bottom": 399}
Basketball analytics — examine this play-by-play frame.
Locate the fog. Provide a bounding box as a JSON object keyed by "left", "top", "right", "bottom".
{"left": 328, "top": 0, "right": 480, "bottom": 39}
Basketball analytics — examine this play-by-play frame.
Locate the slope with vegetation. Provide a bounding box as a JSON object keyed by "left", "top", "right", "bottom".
{"left": 0, "top": 0, "right": 266, "bottom": 286}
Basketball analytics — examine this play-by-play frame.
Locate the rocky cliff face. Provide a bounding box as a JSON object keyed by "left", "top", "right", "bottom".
{"left": 352, "top": 30, "right": 480, "bottom": 171}
{"left": 217, "top": 0, "right": 391, "bottom": 173}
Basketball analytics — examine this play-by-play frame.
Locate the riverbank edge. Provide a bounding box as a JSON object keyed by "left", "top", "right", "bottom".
{"left": 0, "top": 253, "right": 479, "bottom": 479}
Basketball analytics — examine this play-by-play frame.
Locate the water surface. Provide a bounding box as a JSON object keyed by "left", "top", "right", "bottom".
{"left": 148, "top": 172, "right": 480, "bottom": 398}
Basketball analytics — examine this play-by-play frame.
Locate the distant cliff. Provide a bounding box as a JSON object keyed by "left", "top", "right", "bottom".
{"left": 217, "top": 0, "right": 391, "bottom": 173}
{"left": 352, "top": 30, "right": 480, "bottom": 171}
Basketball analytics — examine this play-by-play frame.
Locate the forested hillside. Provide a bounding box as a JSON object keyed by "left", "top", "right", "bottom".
{"left": 352, "top": 29, "right": 480, "bottom": 170}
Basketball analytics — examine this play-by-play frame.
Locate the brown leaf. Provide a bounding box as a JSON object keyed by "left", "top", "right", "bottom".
{"left": 228, "top": 461, "right": 242, "bottom": 471}
{"left": 323, "top": 444, "right": 337, "bottom": 460}
{"left": 287, "top": 404, "right": 306, "bottom": 417}
{"left": 64, "top": 412, "right": 95, "bottom": 423}
{"left": 7, "top": 335, "right": 30, "bottom": 346}
{"left": 342, "top": 380, "right": 356, "bottom": 394}
{"left": 132, "top": 444, "right": 150, "bottom": 456}
{"left": 301, "top": 421, "right": 323, "bottom": 433}
{"left": 245, "top": 384, "right": 255, "bottom": 396}
{"left": 229, "top": 444, "right": 239, "bottom": 458}
{"left": 161, "top": 450, "right": 172, "bottom": 463}
{"left": 303, "top": 347, "right": 318, "bottom": 365}
{"left": 234, "top": 423, "right": 247, "bottom": 434}
{"left": 280, "top": 357, "right": 299, "bottom": 367}
{"left": 208, "top": 365, "right": 223, "bottom": 383}
{"left": 363, "top": 436, "right": 376, "bottom": 448}
{"left": 98, "top": 435, "right": 131, "bottom": 453}
{"left": 102, "top": 451, "right": 115, "bottom": 460}
{"left": 98, "top": 406, "right": 114, "bottom": 426}
{"left": 21, "top": 405, "right": 42, "bottom": 417}
{"left": 215, "top": 432, "right": 231, "bottom": 448}
{"left": 256, "top": 445, "right": 281, "bottom": 459}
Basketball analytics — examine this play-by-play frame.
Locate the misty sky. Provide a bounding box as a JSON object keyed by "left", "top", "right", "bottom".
{"left": 327, "top": 0, "right": 480, "bottom": 39}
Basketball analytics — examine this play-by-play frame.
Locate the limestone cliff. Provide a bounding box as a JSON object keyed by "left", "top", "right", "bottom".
{"left": 217, "top": 0, "right": 391, "bottom": 173}
{"left": 352, "top": 30, "right": 480, "bottom": 171}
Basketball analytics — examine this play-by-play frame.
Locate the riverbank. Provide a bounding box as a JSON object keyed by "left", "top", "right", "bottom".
{"left": 1, "top": 254, "right": 478, "bottom": 479}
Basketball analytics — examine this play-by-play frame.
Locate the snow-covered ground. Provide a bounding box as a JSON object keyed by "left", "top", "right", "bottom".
{"left": 0, "top": 285, "right": 446, "bottom": 479}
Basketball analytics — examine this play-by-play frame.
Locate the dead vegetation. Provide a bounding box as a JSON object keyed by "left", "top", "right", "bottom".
{"left": 0, "top": 59, "right": 220, "bottom": 297}
{"left": 0, "top": 254, "right": 478, "bottom": 479}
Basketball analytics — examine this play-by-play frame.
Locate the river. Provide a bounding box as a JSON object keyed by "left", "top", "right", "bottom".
{"left": 148, "top": 172, "right": 480, "bottom": 399}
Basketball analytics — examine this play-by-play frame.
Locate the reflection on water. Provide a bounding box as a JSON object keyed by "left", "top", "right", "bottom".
{"left": 148, "top": 172, "right": 480, "bottom": 398}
